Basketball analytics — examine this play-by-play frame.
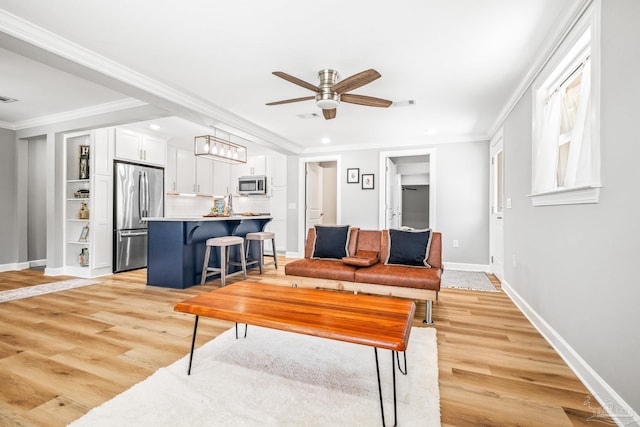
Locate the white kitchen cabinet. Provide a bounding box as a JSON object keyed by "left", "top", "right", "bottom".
{"left": 173, "top": 148, "right": 215, "bottom": 196}
{"left": 114, "top": 127, "right": 166, "bottom": 166}
{"left": 175, "top": 148, "right": 196, "bottom": 194}
{"left": 213, "top": 160, "right": 231, "bottom": 196}
{"left": 196, "top": 157, "right": 213, "bottom": 196}
{"left": 165, "top": 146, "right": 177, "bottom": 193}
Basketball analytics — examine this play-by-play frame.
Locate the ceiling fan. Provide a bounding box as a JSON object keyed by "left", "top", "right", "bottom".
{"left": 266, "top": 69, "right": 392, "bottom": 120}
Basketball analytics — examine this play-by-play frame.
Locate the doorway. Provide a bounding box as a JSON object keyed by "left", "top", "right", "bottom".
{"left": 298, "top": 156, "right": 340, "bottom": 255}
{"left": 379, "top": 149, "right": 436, "bottom": 230}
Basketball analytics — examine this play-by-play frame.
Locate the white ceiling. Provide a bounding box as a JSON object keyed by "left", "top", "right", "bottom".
{"left": 0, "top": 1, "right": 584, "bottom": 154}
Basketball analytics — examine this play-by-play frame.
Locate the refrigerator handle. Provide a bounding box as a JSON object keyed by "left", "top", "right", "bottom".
{"left": 144, "top": 171, "right": 150, "bottom": 218}
{"left": 138, "top": 171, "right": 144, "bottom": 224}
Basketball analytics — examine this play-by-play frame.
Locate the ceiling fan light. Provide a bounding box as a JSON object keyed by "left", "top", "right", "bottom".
{"left": 316, "top": 98, "right": 339, "bottom": 109}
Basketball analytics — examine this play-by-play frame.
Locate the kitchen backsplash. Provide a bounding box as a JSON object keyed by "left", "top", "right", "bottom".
{"left": 165, "top": 194, "right": 271, "bottom": 217}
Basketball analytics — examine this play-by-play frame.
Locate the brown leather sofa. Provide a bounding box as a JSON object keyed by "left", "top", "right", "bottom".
{"left": 284, "top": 228, "right": 442, "bottom": 324}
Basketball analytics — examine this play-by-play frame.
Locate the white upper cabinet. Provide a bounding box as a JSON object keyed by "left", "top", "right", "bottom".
{"left": 166, "top": 146, "right": 177, "bottom": 193}
{"left": 175, "top": 148, "right": 196, "bottom": 194}
{"left": 195, "top": 157, "right": 214, "bottom": 196}
{"left": 114, "top": 127, "right": 166, "bottom": 167}
{"left": 213, "top": 161, "right": 231, "bottom": 196}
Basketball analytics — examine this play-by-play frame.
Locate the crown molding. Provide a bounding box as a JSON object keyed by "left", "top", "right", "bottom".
{"left": 12, "top": 98, "right": 147, "bottom": 130}
{"left": 0, "top": 8, "right": 303, "bottom": 154}
{"left": 0, "top": 120, "right": 15, "bottom": 130}
{"left": 301, "top": 133, "right": 490, "bottom": 154}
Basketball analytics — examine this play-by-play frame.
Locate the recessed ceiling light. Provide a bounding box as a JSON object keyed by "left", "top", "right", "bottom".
{"left": 321, "top": 137, "right": 331, "bottom": 144}
{"left": 425, "top": 129, "right": 438, "bottom": 135}
{"left": 149, "top": 124, "right": 161, "bottom": 130}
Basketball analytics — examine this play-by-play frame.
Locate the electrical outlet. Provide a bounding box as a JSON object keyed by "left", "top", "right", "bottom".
{"left": 453, "top": 240, "right": 459, "bottom": 248}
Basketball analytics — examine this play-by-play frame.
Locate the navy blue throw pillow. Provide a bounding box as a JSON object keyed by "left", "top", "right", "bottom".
{"left": 385, "top": 228, "right": 432, "bottom": 267}
{"left": 311, "top": 225, "right": 351, "bottom": 260}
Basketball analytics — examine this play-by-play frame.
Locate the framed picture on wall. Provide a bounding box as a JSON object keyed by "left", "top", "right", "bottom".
{"left": 347, "top": 168, "right": 360, "bottom": 183}
{"left": 362, "top": 174, "right": 374, "bottom": 190}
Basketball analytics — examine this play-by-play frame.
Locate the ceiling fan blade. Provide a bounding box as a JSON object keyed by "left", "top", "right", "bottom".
{"left": 266, "top": 96, "right": 315, "bottom": 106}
{"left": 272, "top": 71, "right": 318, "bottom": 92}
{"left": 341, "top": 93, "right": 392, "bottom": 108}
{"left": 323, "top": 108, "right": 337, "bottom": 120}
{"left": 331, "top": 69, "right": 381, "bottom": 94}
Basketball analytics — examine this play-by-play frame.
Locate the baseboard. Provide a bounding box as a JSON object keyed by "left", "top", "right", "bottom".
{"left": 443, "top": 262, "right": 489, "bottom": 272}
{"left": 29, "top": 259, "right": 46, "bottom": 268}
{"left": 44, "top": 267, "right": 66, "bottom": 276}
{"left": 286, "top": 251, "right": 302, "bottom": 259}
{"left": 501, "top": 278, "right": 640, "bottom": 427}
{"left": 0, "top": 262, "right": 30, "bottom": 272}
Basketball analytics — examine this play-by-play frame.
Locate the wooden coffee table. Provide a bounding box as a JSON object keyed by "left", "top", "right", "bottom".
{"left": 174, "top": 281, "right": 416, "bottom": 427}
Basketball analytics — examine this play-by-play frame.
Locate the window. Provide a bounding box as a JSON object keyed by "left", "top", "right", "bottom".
{"left": 530, "top": 15, "right": 600, "bottom": 206}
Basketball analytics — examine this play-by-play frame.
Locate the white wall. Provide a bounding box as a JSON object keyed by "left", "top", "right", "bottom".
{"left": 289, "top": 141, "right": 490, "bottom": 266}
{"left": 501, "top": 0, "right": 640, "bottom": 418}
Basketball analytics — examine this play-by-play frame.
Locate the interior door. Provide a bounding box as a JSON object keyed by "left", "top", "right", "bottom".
{"left": 305, "top": 162, "right": 323, "bottom": 233}
{"left": 490, "top": 135, "right": 505, "bottom": 281}
{"left": 385, "top": 158, "right": 397, "bottom": 229}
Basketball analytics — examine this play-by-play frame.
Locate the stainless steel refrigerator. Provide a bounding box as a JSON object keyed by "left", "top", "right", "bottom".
{"left": 114, "top": 161, "right": 164, "bottom": 273}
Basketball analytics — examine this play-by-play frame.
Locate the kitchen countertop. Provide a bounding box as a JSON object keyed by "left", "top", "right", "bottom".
{"left": 145, "top": 215, "right": 272, "bottom": 222}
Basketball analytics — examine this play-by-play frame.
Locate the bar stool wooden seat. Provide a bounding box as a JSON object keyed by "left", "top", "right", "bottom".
{"left": 245, "top": 231, "right": 278, "bottom": 274}
{"left": 200, "top": 236, "right": 247, "bottom": 287}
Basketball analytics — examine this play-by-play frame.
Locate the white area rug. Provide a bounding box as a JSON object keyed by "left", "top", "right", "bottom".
{"left": 441, "top": 270, "right": 498, "bottom": 292}
{"left": 69, "top": 326, "right": 440, "bottom": 427}
{"left": 0, "top": 279, "right": 100, "bottom": 303}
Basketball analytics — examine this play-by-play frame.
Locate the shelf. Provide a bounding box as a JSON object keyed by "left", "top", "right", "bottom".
{"left": 67, "top": 179, "right": 90, "bottom": 183}
{"left": 67, "top": 219, "right": 90, "bottom": 222}
{"left": 67, "top": 241, "right": 91, "bottom": 245}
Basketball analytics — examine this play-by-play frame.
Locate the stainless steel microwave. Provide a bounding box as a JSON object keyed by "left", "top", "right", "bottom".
{"left": 238, "top": 175, "right": 267, "bottom": 195}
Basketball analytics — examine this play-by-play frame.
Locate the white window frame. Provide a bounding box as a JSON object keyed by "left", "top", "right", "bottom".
{"left": 530, "top": 5, "right": 601, "bottom": 207}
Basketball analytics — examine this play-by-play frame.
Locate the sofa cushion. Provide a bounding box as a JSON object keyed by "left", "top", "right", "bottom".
{"left": 311, "top": 225, "right": 351, "bottom": 260}
{"left": 385, "top": 228, "right": 432, "bottom": 268}
{"left": 285, "top": 258, "right": 357, "bottom": 281}
{"left": 342, "top": 250, "right": 379, "bottom": 267}
{"left": 354, "top": 263, "right": 441, "bottom": 291}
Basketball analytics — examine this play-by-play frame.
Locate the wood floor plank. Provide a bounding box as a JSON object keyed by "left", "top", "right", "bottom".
{"left": 0, "top": 263, "right": 613, "bottom": 426}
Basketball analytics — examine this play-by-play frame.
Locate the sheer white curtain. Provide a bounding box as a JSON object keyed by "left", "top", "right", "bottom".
{"left": 532, "top": 90, "right": 562, "bottom": 194}
{"left": 563, "top": 59, "right": 592, "bottom": 187}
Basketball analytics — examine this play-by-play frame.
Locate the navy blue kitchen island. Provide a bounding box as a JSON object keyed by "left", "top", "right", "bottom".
{"left": 145, "top": 216, "right": 273, "bottom": 289}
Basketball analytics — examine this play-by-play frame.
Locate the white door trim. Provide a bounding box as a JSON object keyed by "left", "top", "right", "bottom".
{"left": 379, "top": 148, "right": 436, "bottom": 230}
{"left": 489, "top": 128, "right": 505, "bottom": 281}
{"left": 298, "top": 155, "right": 341, "bottom": 257}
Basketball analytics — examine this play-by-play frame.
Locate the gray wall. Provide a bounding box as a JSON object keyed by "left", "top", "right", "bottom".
{"left": 27, "top": 137, "right": 47, "bottom": 262}
{"left": 502, "top": 0, "right": 640, "bottom": 414}
{"left": 289, "top": 141, "right": 490, "bottom": 266}
{"left": 402, "top": 185, "right": 429, "bottom": 229}
{"left": 0, "top": 127, "right": 17, "bottom": 265}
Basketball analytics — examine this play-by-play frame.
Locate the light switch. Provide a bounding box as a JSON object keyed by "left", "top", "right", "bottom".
{"left": 288, "top": 203, "right": 296, "bottom": 209}
{"left": 506, "top": 198, "right": 512, "bottom": 209}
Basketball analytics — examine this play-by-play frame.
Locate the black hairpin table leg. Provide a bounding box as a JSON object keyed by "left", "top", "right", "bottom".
{"left": 187, "top": 315, "right": 199, "bottom": 375}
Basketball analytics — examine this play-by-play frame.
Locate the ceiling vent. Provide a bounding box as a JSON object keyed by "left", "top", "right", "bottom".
{"left": 297, "top": 112, "right": 321, "bottom": 119}
{"left": 393, "top": 99, "right": 416, "bottom": 107}
{"left": 0, "top": 95, "right": 18, "bottom": 103}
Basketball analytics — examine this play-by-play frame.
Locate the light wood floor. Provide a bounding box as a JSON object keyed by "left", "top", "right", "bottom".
{"left": 0, "top": 260, "right": 612, "bottom": 426}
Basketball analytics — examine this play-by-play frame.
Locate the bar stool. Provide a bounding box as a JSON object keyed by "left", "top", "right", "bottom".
{"left": 201, "top": 236, "right": 247, "bottom": 287}
{"left": 245, "top": 232, "right": 278, "bottom": 274}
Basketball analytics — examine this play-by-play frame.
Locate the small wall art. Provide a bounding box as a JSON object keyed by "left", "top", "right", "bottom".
{"left": 362, "top": 173, "right": 374, "bottom": 190}
{"left": 347, "top": 168, "right": 359, "bottom": 183}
